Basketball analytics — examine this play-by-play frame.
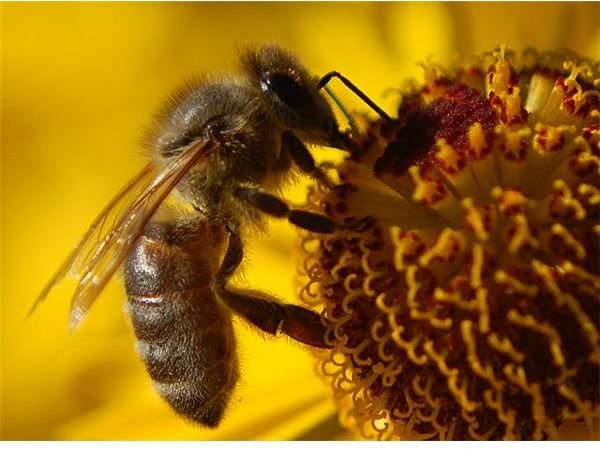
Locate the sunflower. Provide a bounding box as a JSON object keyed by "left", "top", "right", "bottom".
{"left": 1, "top": 2, "right": 598, "bottom": 441}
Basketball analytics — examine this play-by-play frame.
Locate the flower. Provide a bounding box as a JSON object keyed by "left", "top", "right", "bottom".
{"left": 299, "top": 47, "right": 600, "bottom": 440}
{"left": 3, "top": 1, "right": 598, "bottom": 440}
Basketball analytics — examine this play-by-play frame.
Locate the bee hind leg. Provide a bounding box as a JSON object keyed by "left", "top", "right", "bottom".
{"left": 212, "top": 231, "right": 330, "bottom": 348}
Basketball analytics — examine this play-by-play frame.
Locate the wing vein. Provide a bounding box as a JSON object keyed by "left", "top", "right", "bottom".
{"left": 32, "top": 139, "right": 213, "bottom": 329}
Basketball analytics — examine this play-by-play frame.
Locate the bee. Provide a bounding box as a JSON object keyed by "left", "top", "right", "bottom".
{"left": 33, "top": 44, "right": 390, "bottom": 427}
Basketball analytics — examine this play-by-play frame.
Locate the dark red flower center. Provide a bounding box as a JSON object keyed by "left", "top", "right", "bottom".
{"left": 374, "top": 82, "right": 498, "bottom": 177}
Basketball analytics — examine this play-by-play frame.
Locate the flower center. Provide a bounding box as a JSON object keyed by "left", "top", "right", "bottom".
{"left": 375, "top": 83, "right": 497, "bottom": 177}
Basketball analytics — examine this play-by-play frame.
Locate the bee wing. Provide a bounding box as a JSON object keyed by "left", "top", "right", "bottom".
{"left": 32, "top": 139, "right": 213, "bottom": 329}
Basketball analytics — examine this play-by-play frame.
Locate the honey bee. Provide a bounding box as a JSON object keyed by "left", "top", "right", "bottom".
{"left": 33, "top": 44, "right": 390, "bottom": 427}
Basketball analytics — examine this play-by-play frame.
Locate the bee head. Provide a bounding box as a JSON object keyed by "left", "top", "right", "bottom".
{"left": 240, "top": 44, "right": 340, "bottom": 147}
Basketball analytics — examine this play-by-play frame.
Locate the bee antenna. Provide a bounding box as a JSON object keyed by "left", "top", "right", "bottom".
{"left": 318, "top": 71, "right": 393, "bottom": 123}
{"left": 322, "top": 85, "right": 360, "bottom": 136}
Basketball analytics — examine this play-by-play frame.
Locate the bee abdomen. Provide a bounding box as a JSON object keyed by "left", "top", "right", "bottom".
{"left": 127, "top": 294, "right": 177, "bottom": 340}
{"left": 152, "top": 360, "right": 238, "bottom": 427}
{"left": 124, "top": 218, "right": 237, "bottom": 427}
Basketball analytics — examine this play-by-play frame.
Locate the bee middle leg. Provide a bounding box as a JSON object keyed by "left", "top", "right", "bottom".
{"left": 233, "top": 185, "right": 336, "bottom": 234}
{"left": 212, "top": 231, "right": 330, "bottom": 348}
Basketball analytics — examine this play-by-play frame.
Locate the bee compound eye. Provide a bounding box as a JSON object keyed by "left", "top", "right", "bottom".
{"left": 262, "top": 73, "right": 313, "bottom": 113}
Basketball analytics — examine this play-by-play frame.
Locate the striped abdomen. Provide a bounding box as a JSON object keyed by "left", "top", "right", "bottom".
{"left": 124, "top": 218, "right": 238, "bottom": 427}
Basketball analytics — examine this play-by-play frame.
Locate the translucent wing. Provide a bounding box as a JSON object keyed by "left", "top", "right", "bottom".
{"left": 32, "top": 139, "right": 213, "bottom": 329}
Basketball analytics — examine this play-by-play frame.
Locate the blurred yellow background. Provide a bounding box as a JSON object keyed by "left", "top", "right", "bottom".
{"left": 1, "top": 2, "right": 598, "bottom": 440}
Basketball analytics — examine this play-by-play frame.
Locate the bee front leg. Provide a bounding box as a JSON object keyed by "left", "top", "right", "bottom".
{"left": 282, "top": 131, "right": 334, "bottom": 189}
{"left": 212, "top": 231, "right": 330, "bottom": 348}
{"left": 233, "top": 185, "right": 336, "bottom": 234}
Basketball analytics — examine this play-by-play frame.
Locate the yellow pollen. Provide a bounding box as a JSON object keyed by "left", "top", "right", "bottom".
{"left": 331, "top": 251, "right": 356, "bottom": 280}
{"left": 532, "top": 260, "right": 565, "bottom": 305}
{"left": 390, "top": 227, "right": 425, "bottom": 271}
{"left": 489, "top": 45, "right": 511, "bottom": 94}
{"left": 506, "top": 309, "right": 566, "bottom": 367}
{"left": 434, "top": 287, "right": 478, "bottom": 310}
{"left": 505, "top": 87, "right": 523, "bottom": 122}
{"left": 468, "top": 122, "right": 487, "bottom": 158}
{"left": 475, "top": 287, "right": 490, "bottom": 334}
{"left": 560, "top": 261, "right": 600, "bottom": 289}
{"left": 390, "top": 327, "right": 428, "bottom": 366}
{"left": 482, "top": 389, "right": 517, "bottom": 440}
{"left": 552, "top": 179, "right": 586, "bottom": 220}
{"left": 409, "top": 166, "right": 446, "bottom": 205}
{"left": 494, "top": 269, "right": 538, "bottom": 296}
{"left": 436, "top": 139, "right": 463, "bottom": 173}
{"left": 495, "top": 125, "right": 531, "bottom": 160}
{"left": 550, "top": 223, "right": 586, "bottom": 260}
{"left": 461, "top": 320, "right": 505, "bottom": 390}
{"left": 462, "top": 198, "right": 490, "bottom": 241}
{"left": 486, "top": 333, "right": 525, "bottom": 363}
{"left": 469, "top": 243, "right": 485, "bottom": 289}
{"left": 418, "top": 228, "right": 462, "bottom": 266}
{"left": 506, "top": 214, "right": 539, "bottom": 254}
{"left": 578, "top": 183, "right": 600, "bottom": 205}
{"left": 491, "top": 187, "right": 529, "bottom": 216}
{"left": 503, "top": 364, "right": 552, "bottom": 440}
{"left": 532, "top": 123, "right": 573, "bottom": 153}
{"left": 557, "top": 384, "right": 596, "bottom": 429}
{"left": 405, "top": 265, "right": 452, "bottom": 329}
{"left": 424, "top": 341, "right": 479, "bottom": 413}
{"left": 563, "top": 61, "right": 598, "bottom": 115}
